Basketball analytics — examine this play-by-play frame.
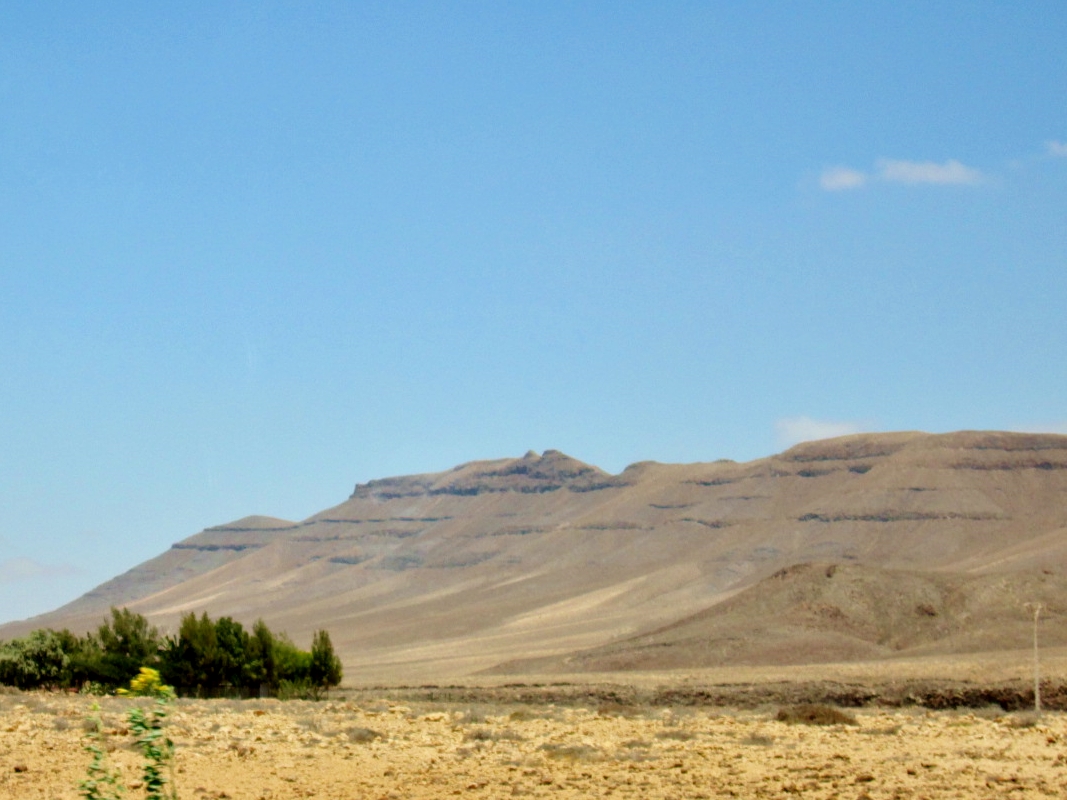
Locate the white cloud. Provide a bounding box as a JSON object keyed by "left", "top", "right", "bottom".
{"left": 819, "top": 166, "right": 868, "bottom": 191}
{"left": 877, "top": 158, "right": 983, "bottom": 185}
{"left": 775, "top": 416, "right": 872, "bottom": 449}
{"left": 0, "top": 557, "right": 78, "bottom": 584}
{"left": 817, "top": 158, "right": 985, "bottom": 191}
{"left": 1047, "top": 141, "right": 1067, "bottom": 157}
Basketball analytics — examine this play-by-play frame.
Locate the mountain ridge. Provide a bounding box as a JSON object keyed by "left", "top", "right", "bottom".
{"left": 5, "top": 430, "right": 1067, "bottom": 683}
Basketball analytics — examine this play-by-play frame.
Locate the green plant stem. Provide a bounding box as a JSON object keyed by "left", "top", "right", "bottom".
{"left": 80, "top": 703, "right": 124, "bottom": 800}
{"left": 128, "top": 696, "right": 177, "bottom": 800}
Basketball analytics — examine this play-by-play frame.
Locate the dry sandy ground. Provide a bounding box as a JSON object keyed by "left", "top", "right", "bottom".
{"left": 2, "top": 690, "right": 1067, "bottom": 799}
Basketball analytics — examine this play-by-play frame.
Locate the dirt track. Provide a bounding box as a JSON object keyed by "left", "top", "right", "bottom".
{"left": 2, "top": 690, "right": 1067, "bottom": 799}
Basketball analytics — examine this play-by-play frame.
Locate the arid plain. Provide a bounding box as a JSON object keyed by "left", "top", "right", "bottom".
{"left": 4, "top": 677, "right": 1067, "bottom": 800}
{"left": 4, "top": 650, "right": 1067, "bottom": 799}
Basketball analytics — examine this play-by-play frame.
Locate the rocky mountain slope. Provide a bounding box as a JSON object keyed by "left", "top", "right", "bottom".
{"left": 5, "top": 431, "right": 1067, "bottom": 682}
{"left": 492, "top": 561, "right": 1067, "bottom": 674}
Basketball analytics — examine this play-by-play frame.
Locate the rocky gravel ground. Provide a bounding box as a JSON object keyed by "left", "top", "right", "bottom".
{"left": 2, "top": 691, "right": 1067, "bottom": 799}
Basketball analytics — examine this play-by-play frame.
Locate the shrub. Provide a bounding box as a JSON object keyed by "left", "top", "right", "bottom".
{"left": 0, "top": 629, "right": 70, "bottom": 689}
{"left": 278, "top": 678, "right": 320, "bottom": 701}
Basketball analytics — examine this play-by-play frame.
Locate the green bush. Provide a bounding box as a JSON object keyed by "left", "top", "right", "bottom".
{"left": 0, "top": 629, "right": 70, "bottom": 689}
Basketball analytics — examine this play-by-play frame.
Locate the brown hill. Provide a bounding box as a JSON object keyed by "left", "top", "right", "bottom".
{"left": 4, "top": 432, "right": 1067, "bottom": 683}
{"left": 491, "top": 561, "right": 1067, "bottom": 673}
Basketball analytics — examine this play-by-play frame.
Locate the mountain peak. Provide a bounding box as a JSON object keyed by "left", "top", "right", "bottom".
{"left": 350, "top": 450, "right": 623, "bottom": 500}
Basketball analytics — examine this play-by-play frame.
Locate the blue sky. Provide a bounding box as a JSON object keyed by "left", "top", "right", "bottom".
{"left": 1, "top": 2, "right": 1065, "bottom": 625}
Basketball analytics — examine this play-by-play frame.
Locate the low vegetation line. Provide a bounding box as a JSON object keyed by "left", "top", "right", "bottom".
{"left": 0, "top": 606, "right": 342, "bottom": 700}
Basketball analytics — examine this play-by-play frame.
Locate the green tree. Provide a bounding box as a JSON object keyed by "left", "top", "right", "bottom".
{"left": 246, "top": 619, "right": 276, "bottom": 692}
{"left": 309, "top": 629, "right": 343, "bottom": 690}
{"left": 213, "top": 616, "right": 249, "bottom": 690}
{"left": 82, "top": 608, "right": 336, "bottom": 699}
{"left": 0, "top": 629, "right": 70, "bottom": 689}
{"left": 90, "top": 607, "right": 160, "bottom": 688}
{"left": 272, "top": 633, "right": 311, "bottom": 683}
{"left": 51, "top": 628, "right": 87, "bottom": 687}
{"left": 160, "top": 611, "right": 218, "bottom": 694}
{"left": 70, "top": 631, "right": 104, "bottom": 689}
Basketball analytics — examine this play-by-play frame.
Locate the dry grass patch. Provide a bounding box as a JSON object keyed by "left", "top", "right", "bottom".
{"left": 776, "top": 703, "right": 858, "bottom": 726}
{"left": 464, "top": 726, "right": 524, "bottom": 742}
{"left": 344, "top": 726, "right": 382, "bottom": 743}
{"left": 655, "top": 728, "right": 696, "bottom": 741}
{"left": 860, "top": 723, "right": 902, "bottom": 736}
{"left": 596, "top": 702, "right": 642, "bottom": 718}
{"left": 537, "top": 743, "right": 601, "bottom": 762}
{"left": 739, "top": 733, "right": 775, "bottom": 746}
{"left": 1004, "top": 711, "right": 1041, "bottom": 729}
{"left": 454, "top": 705, "right": 495, "bottom": 725}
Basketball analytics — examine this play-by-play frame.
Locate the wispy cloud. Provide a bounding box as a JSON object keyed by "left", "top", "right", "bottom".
{"left": 0, "top": 557, "right": 78, "bottom": 584}
{"left": 818, "top": 157, "right": 985, "bottom": 191}
{"left": 775, "top": 416, "right": 873, "bottom": 449}
{"left": 877, "top": 158, "right": 984, "bottom": 185}
{"left": 1047, "top": 140, "right": 1067, "bottom": 157}
{"left": 819, "top": 166, "right": 868, "bottom": 191}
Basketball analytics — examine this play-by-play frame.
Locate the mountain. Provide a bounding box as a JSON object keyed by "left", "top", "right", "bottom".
{"left": 4, "top": 432, "right": 1067, "bottom": 683}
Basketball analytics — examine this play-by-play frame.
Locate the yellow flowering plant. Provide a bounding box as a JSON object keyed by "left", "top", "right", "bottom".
{"left": 118, "top": 667, "right": 178, "bottom": 799}
{"left": 116, "top": 667, "right": 174, "bottom": 699}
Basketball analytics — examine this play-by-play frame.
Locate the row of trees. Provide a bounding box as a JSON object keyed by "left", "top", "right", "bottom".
{"left": 0, "top": 607, "right": 342, "bottom": 697}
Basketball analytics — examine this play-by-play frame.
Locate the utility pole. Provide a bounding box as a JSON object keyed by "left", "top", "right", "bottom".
{"left": 1025, "top": 602, "right": 1044, "bottom": 714}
